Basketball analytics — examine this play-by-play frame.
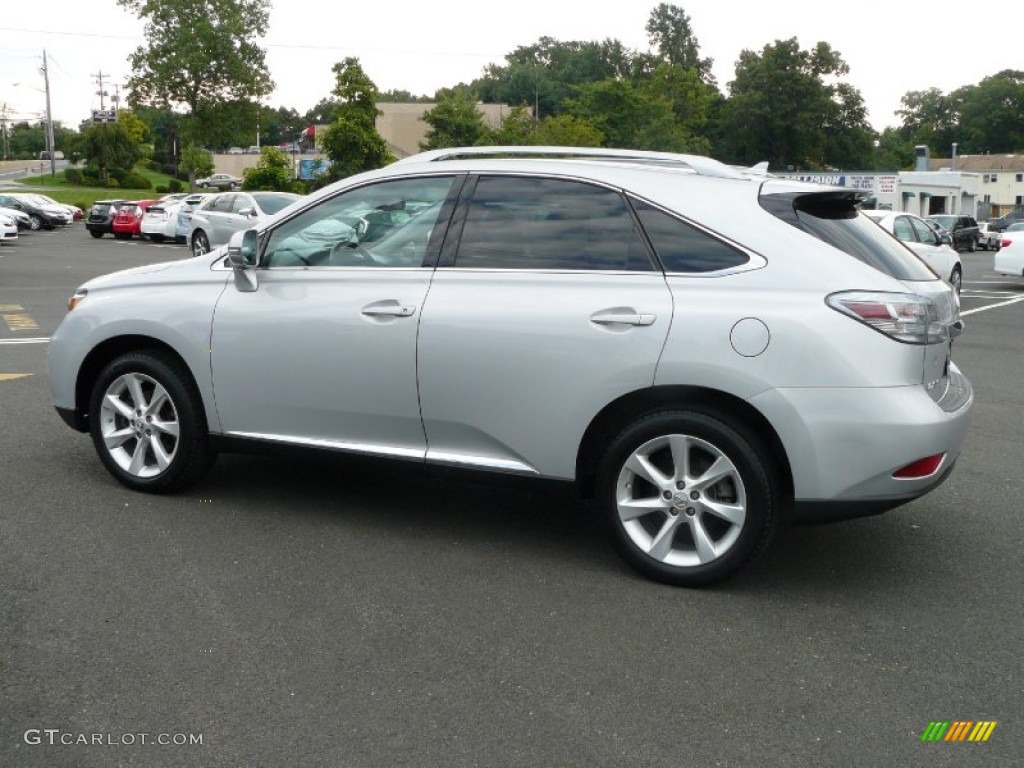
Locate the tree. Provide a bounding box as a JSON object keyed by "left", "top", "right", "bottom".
{"left": 421, "top": 89, "right": 488, "bottom": 149}
{"left": 643, "top": 3, "right": 714, "bottom": 83}
{"left": 179, "top": 144, "right": 213, "bottom": 183}
{"left": 534, "top": 115, "right": 604, "bottom": 147}
{"left": 118, "top": 0, "right": 273, "bottom": 156}
{"left": 318, "top": 58, "right": 392, "bottom": 180}
{"left": 719, "top": 38, "right": 872, "bottom": 169}
{"left": 242, "top": 147, "right": 296, "bottom": 191}
{"left": 894, "top": 88, "right": 959, "bottom": 155}
{"left": 957, "top": 71, "right": 1024, "bottom": 154}
{"left": 76, "top": 123, "right": 143, "bottom": 182}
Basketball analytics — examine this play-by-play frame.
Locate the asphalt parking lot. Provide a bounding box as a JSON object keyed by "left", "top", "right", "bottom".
{"left": 1, "top": 226, "right": 1021, "bottom": 766}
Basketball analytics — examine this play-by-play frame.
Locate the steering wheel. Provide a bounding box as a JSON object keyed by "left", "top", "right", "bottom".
{"left": 329, "top": 240, "right": 373, "bottom": 266}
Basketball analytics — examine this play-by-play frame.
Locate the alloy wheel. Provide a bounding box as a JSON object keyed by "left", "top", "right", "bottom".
{"left": 98, "top": 372, "right": 180, "bottom": 479}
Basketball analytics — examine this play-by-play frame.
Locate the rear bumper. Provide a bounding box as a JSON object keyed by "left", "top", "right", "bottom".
{"left": 750, "top": 367, "right": 973, "bottom": 517}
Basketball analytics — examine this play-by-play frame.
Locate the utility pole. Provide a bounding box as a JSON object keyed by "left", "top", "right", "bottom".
{"left": 91, "top": 70, "right": 109, "bottom": 110}
{"left": 0, "top": 103, "right": 10, "bottom": 160}
{"left": 42, "top": 50, "right": 56, "bottom": 177}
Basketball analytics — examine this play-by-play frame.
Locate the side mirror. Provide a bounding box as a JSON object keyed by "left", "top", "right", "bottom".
{"left": 227, "top": 229, "right": 259, "bottom": 292}
{"left": 940, "top": 234, "right": 953, "bottom": 246}
{"left": 238, "top": 206, "right": 256, "bottom": 218}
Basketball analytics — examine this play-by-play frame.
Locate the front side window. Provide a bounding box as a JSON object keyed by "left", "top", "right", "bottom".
{"left": 454, "top": 176, "right": 653, "bottom": 271}
{"left": 892, "top": 216, "right": 914, "bottom": 242}
{"left": 263, "top": 176, "right": 457, "bottom": 268}
{"left": 909, "top": 217, "right": 938, "bottom": 245}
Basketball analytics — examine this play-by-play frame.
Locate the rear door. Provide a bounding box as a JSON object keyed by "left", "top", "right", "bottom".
{"left": 416, "top": 174, "right": 673, "bottom": 479}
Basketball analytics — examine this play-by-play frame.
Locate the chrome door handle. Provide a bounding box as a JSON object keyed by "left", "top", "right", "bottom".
{"left": 361, "top": 304, "right": 416, "bottom": 317}
{"left": 591, "top": 312, "right": 656, "bottom": 326}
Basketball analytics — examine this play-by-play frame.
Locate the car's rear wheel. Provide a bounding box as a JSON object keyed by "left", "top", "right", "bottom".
{"left": 89, "top": 351, "right": 214, "bottom": 493}
{"left": 597, "top": 410, "right": 779, "bottom": 587}
{"left": 150, "top": 234, "right": 164, "bottom": 243}
{"left": 968, "top": 238, "right": 976, "bottom": 252}
{"left": 191, "top": 231, "right": 210, "bottom": 257}
{"left": 89, "top": 230, "right": 103, "bottom": 239}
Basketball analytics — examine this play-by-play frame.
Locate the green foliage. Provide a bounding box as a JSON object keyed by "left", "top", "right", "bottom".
{"left": 644, "top": 3, "right": 714, "bottom": 82}
{"left": 168, "top": 179, "right": 183, "bottom": 193}
{"left": 534, "top": 115, "right": 604, "bottom": 147}
{"left": 122, "top": 172, "right": 152, "bottom": 190}
{"left": 718, "top": 38, "right": 872, "bottom": 169}
{"left": 106, "top": 178, "right": 120, "bottom": 188}
{"left": 957, "top": 71, "right": 1024, "bottom": 154}
{"left": 63, "top": 168, "right": 83, "bottom": 185}
{"left": 421, "top": 89, "right": 488, "bottom": 149}
{"left": 155, "top": 185, "right": 169, "bottom": 194}
{"left": 318, "top": 58, "right": 393, "bottom": 179}
{"left": 179, "top": 145, "right": 214, "bottom": 182}
{"left": 242, "top": 146, "right": 296, "bottom": 191}
{"left": 118, "top": 0, "right": 273, "bottom": 146}
{"left": 77, "top": 123, "right": 143, "bottom": 181}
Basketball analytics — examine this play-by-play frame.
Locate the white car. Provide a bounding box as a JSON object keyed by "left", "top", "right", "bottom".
{"left": 863, "top": 210, "right": 963, "bottom": 293}
{"left": 188, "top": 191, "right": 301, "bottom": 257}
{"left": 976, "top": 222, "right": 1002, "bottom": 251}
{"left": 0, "top": 206, "right": 32, "bottom": 230}
{"left": 993, "top": 223, "right": 1024, "bottom": 277}
{"left": 0, "top": 213, "right": 18, "bottom": 243}
{"left": 141, "top": 200, "right": 187, "bottom": 243}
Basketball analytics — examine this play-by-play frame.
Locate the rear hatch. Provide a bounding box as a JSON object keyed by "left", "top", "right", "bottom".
{"left": 760, "top": 188, "right": 965, "bottom": 410}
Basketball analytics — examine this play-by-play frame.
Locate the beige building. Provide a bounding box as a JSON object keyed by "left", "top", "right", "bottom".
{"left": 300, "top": 102, "right": 515, "bottom": 159}
{"left": 929, "top": 154, "right": 1024, "bottom": 220}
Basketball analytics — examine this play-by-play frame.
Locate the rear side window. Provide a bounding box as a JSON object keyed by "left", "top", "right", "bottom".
{"left": 762, "top": 192, "right": 936, "bottom": 282}
{"left": 631, "top": 199, "right": 749, "bottom": 273}
{"left": 454, "top": 176, "right": 653, "bottom": 271}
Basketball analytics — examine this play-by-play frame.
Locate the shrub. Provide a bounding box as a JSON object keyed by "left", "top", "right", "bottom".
{"left": 168, "top": 179, "right": 183, "bottom": 193}
{"left": 122, "top": 173, "right": 152, "bottom": 190}
{"left": 146, "top": 160, "right": 162, "bottom": 173}
{"left": 155, "top": 185, "right": 169, "bottom": 194}
{"left": 106, "top": 178, "right": 121, "bottom": 188}
{"left": 81, "top": 171, "right": 101, "bottom": 186}
{"left": 161, "top": 164, "right": 177, "bottom": 176}
{"left": 108, "top": 167, "right": 128, "bottom": 184}
{"left": 63, "top": 168, "right": 83, "bottom": 185}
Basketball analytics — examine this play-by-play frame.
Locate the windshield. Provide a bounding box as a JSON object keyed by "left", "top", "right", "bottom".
{"left": 252, "top": 193, "right": 300, "bottom": 215}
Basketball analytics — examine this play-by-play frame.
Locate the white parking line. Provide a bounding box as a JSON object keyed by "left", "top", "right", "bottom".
{"left": 961, "top": 296, "right": 1024, "bottom": 316}
{"left": 0, "top": 337, "right": 49, "bottom": 344}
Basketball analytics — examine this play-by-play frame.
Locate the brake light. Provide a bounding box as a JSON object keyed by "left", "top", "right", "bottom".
{"left": 893, "top": 453, "right": 945, "bottom": 479}
{"left": 1001, "top": 239, "right": 1012, "bottom": 248}
{"left": 826, "top": 291, "right": 949, "bottom": 344}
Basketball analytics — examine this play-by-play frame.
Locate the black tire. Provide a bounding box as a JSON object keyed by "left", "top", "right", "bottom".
{"left": 597, "top": 410, "right": 779, "bottom": 587}
{"left": 968, "top": 238, "right": 976, "bottom": 253}
{"left": 89, "top": 230, "right": 103, "bottom": 239}
{"left": 150, "top": 234, "right": 165, "bottom": 243}
{"left": 88, "top": 351, "right": 215, "bottom": 493}
{"left": 191, "top": 230, "right": 210, "bottom": 258}
{"left": 950, "top": 266, "right": 962, "bottom": 294}
{"left": 113, "top": 232, "right": 131, "bottom": 240}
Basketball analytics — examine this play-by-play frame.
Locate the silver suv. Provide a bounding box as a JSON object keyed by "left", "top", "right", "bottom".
{"left": 47, "top": 147, "right": 973, "bottom": 586}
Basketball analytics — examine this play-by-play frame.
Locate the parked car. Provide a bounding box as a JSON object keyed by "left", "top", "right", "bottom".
{"left": 30, "top": 194, "right": 83, "bottom": 222}
{"left": 926, "top": 214, "right": 979, "bottom": 252}
{"left": 0, "top": 193, "right": 70, "bottom": 230}
{"left": 173, "top": 194, "right": 211, "bottom": 244}
{"left": 0, "top": 205, "right": 33, "bottom": 230}
{"left": 245, "top": 146, "right": 261, "bottom": 154}
{"left": 991, "top": 210, "right": 1024, "bottom": 232}
{"left": 862, "top": 210, "right": 963, "bottom": 293}
{"left": 111, "top": 200, "right": 159, "bottom": 240}
{"left": 976, "top": 222, "right": 1002, "bottom": 251}
{"left": 0, "top": 213, "right": 18, "bottom": 244}
{"left": 993, "top": 222, "right": 1024, "bottom": 277}
{"left": 227, "top": 147, "right": 244, "bottom": 155}
{"left": 188, "top": 191, "right": 300, "bottom": 257}
{"left": 196, "top": 173, "right": 242, "bottom": 190}
{"left": 141, "top": 198, "right": 189, "bottom": 243}
{"left": 85, "top": 200, "right": 131, "bottom": 238}
{"left": 46, "top": 146, "right": 972, "bottom": 588}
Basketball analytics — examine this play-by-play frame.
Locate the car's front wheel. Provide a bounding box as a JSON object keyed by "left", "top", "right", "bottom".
{"left": 191, "top": 231, "right": 210, "bottom": 257}
{"left": 28, "top": 214, "right": 42, "bottom": 231}
{"left": 89, "top": 351, "right": 214, "bottom": 492}
{"left": 597, "top": 410, "right": 779, "bottom": 587}
{"left": 950, "top": 265, "right": 962, "bottom": 294}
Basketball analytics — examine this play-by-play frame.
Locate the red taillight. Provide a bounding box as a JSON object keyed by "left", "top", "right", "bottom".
{"left": 1001, "top": 238, "right": 1012, "bottom": 248}
{"left": 893, "top": 453, "right": 945, "bottom": 479}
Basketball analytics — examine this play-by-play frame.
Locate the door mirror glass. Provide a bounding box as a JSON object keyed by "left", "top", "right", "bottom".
{"left": 227, "top": 229, "right": 259, "bottom": 268}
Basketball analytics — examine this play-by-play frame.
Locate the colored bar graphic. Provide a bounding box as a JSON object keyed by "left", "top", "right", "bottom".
{"left": 921, "top": 720, "right": 996, "bottom": 743}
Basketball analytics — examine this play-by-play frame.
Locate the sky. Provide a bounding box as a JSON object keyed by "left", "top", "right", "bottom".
{"left": 2, "top": 0, "right": 1022, "bottom": 137}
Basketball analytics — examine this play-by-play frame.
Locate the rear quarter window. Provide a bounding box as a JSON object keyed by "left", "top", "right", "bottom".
{"left": 761, "top": 192, "right": 937, "bottom": 282}
{"left": 631, "top": 198, "right": 749, "bottom": 273}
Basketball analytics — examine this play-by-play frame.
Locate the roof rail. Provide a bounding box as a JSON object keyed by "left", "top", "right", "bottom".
{"left": 393, "top": 145, "right": 746, "bottom": 180}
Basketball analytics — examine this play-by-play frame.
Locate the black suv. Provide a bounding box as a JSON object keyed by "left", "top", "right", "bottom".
{"left": 85, "top": 200, "right": 130, "bottom": 238}
{"left": 926, "top": 214, "right": 979, "bottom": 252}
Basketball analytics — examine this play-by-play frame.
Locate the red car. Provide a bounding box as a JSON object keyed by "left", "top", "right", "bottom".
{"left": 111, "top": 200, "right": 159, "bottom": 240}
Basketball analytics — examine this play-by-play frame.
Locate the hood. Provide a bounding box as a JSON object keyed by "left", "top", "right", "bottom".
{"left": 82, "top": 251, "right": 226, "bottom": 291}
